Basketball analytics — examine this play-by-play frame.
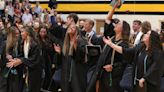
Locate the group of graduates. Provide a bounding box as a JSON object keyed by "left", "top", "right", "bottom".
{"left": 0, "top": 0, "right": 164, "bottom": 92}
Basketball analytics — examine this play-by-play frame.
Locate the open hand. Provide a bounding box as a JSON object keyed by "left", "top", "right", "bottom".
{"left": 103, "top": 36, "right": 112, "bottom": 46}
{"left": 54, "top": 44, "right": 61, "bottom": 54}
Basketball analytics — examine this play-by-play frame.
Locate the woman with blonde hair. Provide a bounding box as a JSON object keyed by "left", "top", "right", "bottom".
{"left": 1, "top": 26, "right": 23, "bottom": 92}
{"left": 7, "top": 26, "right": 43, "bottom": 92}
{"left": 54, "top": 24, "right": 88, "bottom": 92}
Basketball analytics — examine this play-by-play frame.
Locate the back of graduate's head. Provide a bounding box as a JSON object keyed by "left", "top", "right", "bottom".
{"left": 141, "top": 21, "right": 151, "bottom": 34}
{"left": 67, "top": 13, "right": 79, "bottom": 24}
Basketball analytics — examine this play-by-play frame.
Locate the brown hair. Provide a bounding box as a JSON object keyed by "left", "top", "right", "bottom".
{"left": 142, "top": 21, "right": 151, "bottom": 34}
{"left": 122, "top": 21, "right": 131, "bottom": 43}
{"left": 148, "top": 31, "right": 162, "bottom": 56}
{"left": 133, "top": 20, "right": 142, "bottom": 25}
{"left": 67, "top": 13, "right": 79, "bottom": 24}
{"left": 85, "top": 19, "right": 94, "bottom": 28}
{"left": 62, "top": 25, "right": 80, "bottom": 56}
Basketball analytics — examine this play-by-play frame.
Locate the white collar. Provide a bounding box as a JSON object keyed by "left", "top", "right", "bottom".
{"left": 86, "top": 30, "right": 94, "bottom": 37}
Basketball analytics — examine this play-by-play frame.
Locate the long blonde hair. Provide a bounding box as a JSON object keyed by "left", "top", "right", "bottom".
{"left": 6, "top": 27, "right": 20, "bottom": 54}
{"left": 62, "top": 25, "right": 80, "bottom": 56}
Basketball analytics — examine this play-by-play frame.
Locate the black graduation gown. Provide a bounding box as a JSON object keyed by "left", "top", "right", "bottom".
{"left": 39, "top": 40, "right": 54, "bottom": 90}
{"left": 19, "top": 40, "right": 43, "bottom": 92}
{"left": 50, "top": 16, "right": 67, "bottom": 45}
{"left": 86, "top": 38, "right": 128, "bottom": 92}
{"left": 99, "top": 39, "right": 128, "bottom": 92}
{"left": 104, "top": 20, "right": 115, "bottom": 38}
{"left": 0, "top": 40, "right": 23, "bottom": 92}
{"left": 61, "top": 38, "right": 88, "bottom": 92}
{"left": 123, "top": 44, "right": 164, "bottom": 92}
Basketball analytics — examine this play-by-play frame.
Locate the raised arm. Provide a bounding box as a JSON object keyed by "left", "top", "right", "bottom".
{"left": 105, "top": 0, "right": 121, "bottom": 23}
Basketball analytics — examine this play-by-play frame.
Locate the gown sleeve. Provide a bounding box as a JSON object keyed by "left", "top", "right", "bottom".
{"left": 122, "top": 47, "right": 136, "bottom": 64}
{"left": 20, "top": 42, "right": 41, "bottom": 68}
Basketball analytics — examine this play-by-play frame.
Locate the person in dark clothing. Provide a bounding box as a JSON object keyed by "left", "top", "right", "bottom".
{"left": 1, "top": 26, "right": 23, "bottom": 92}
{"left": 54, "top": 24, "right": 88, "bottom": 92}
{"left": 0, "top": 21, "right": 6, "bottom": 45}
{"left": 50, "top": 12, "right": 79, "bottom": 45}
{"left": 98, "top": 19, "right": 130, "bottom": 92}
{"left": 103, "top": 0, "right": 121, "bottom": 38}
{"left": 7, "top": 26, "right": 43, "bottom": 92}
{"left": 104, "top": 30, "right": 164, "bottom": 92}
{"left": 81, "top": 19, "right": 103, "bottom": 46}
{"left": 37, "top": 25, "right": 54, "bottom": 91}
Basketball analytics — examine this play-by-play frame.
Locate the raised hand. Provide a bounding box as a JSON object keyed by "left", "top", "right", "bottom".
{"left": 103, "top": 36, "right": 112, "bottom": 46}
{"left": 54, "top": 44, "right": 61, "bottom": 54}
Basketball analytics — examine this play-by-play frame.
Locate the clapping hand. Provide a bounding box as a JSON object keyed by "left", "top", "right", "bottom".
{"left": 54, "top": 44, "right": 61, "bottom": 54}
{"left": 6, "top": 58, "right": 22, "bottom": 68}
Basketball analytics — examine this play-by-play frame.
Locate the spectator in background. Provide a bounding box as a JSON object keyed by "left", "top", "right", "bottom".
{"left": 0, "top": 0, "right": 5, "bottom": 16}
{"left": 141, "top": 21, "right": 151, "bottom": 34}
{"left": 14, "top": 3, "right": 22, "bottom": 18}
{"left": 22, "top": 8, "right": 33, "bottom": 25}
{"left": 5, "top": 1, "right": 14, "bottom": 23}
{"left": 0, "top": 21, "right": 5, "bottom": 45}
{"left": 79, "top": 20, "right": 84, "bottom": 30}
{"left": 24, "top": 0, "right": 31, "bottom": 9}
{"left": 129, "top": 20, "right": 142, "bottom": 46}
{"left": 34, "top": 1, "right": 42, "bottom": 16}
{"left": 160, "top": 30, "right": 164, "bottom": 49}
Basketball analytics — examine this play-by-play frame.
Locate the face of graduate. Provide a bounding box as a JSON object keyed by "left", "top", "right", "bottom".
{"left": 39, "top": 28, "right": 47, "bottom": 39}
{"left": 21, "top": 28, "right": 28, "bottom": 40}
{"left": 83, "top": 21, "right": 92, "bottom": 32}
{"left": 143, "top": 31, "right": 151, "bottom": 46}
{"left": 66, "top": 17, "right": 73, "bottom": 26}
{"left": 114, "top": 21, "right": 123, "bottom": 34}
{"left": 68, "top": 24, "right": 76, "bottom": 35}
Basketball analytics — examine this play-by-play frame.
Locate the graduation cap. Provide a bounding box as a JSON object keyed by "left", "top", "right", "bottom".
{"left": 86, "top": 45, "right": 102, "bottom": 57}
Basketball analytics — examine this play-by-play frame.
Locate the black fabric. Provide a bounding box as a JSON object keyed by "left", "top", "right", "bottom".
{"left": 120, "top": 64, "right": 134, "bottom": 91}
{"left": 87, "top": 38, "right": 128, "bottom": 92}
{"left": 123, "top": 44, "right": 164, "bottom": 92}
{"left": 104, "top": 22, "right": 115, "bottom": 38}
{"left": 20, "top": 40, "right": 43, "bottom": 92}
{"left": 61, "top": 37, "right": 88, "bottom": 92}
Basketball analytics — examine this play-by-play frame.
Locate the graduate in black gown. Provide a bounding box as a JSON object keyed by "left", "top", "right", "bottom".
{"left": 1, "top": 26, "right": 23, "bottom": 92}
{"left": 7, "top": 26, "right": 43, "bottom": 92}
{"left": 37, "top": 25, "right": 54, "bottom": 91}
{"left": 98, "top": 19, "right": 130, "bottom": 92}
{"left": 54, "top": 24, "right": 88, "bottom": 92}
{"left": 50, "top": 12, "right": 79, "bottom": 45}
{"left": 104, "top": 30, "right": 164, "bottom": 92}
